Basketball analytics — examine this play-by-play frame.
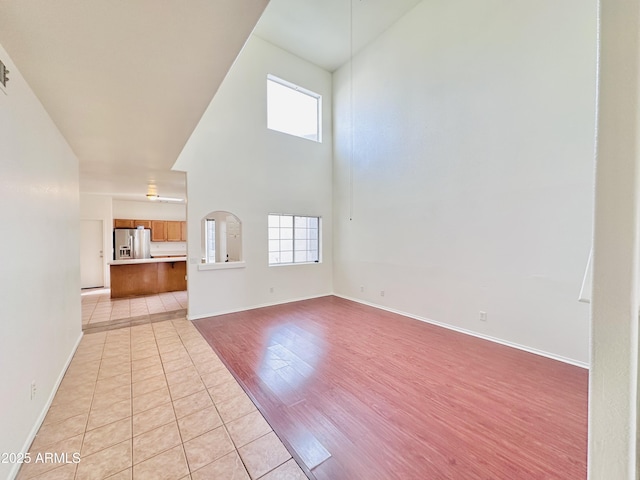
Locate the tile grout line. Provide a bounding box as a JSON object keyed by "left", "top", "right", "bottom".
{"left": 178, "top": 322, "right": 245, "bottom": 479}
{"left": 75, "top": 333, "right": 104, "bottom": 479}
{"left": 128, "top": 322, "right": 134, "bottom": 479}
{"left": 156, "top": 321, "right": 191, "bottom": 478}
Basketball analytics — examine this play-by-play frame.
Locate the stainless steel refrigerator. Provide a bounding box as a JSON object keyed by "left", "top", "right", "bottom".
{"left": 113, "top": 228, "right": 151, "bottom": 260}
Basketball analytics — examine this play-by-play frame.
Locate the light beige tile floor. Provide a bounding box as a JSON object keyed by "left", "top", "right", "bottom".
{"left": 17, "top": 318, "right": 307, "bottom": 480}
{"left": 81, "top": 289, "right": 188, "bottom": 327}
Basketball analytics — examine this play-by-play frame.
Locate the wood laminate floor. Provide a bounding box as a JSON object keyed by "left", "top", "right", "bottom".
{"left": 194, "top": 295, "right": 588, "bottom": 480}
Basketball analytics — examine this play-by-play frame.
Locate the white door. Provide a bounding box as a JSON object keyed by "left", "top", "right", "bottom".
{"left": 80, "top": 220, "right": 104, "bottom": 288}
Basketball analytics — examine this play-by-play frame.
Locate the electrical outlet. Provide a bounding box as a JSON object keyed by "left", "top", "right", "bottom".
{"left": 269, "top": 287, "right": 274, "bottom": 293}
{"left": 30, "top": 381, "right": 36, "bottom": 400}
{"left": 380, "top": 290, "right": 385, "bottom": 297}
{"left": 360, "top": 286, "right": 364, "bottom": 293}
{"left": 479, "top": 311, "right": 487, "bottom": 322}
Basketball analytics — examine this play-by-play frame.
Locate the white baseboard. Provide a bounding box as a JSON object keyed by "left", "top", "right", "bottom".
{"left": 334, "top": 294, "right": 590, "bottom": 370}
{"left": 186, "top": 292, "right": 333, "bottom": 321}
{"left": 9, "top": 331, "right": 84, "bottom": 480}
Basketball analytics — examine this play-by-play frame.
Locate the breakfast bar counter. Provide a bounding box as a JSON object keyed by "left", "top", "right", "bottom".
{"left": 109, "top": 257, "right": 187, "bottom": 298}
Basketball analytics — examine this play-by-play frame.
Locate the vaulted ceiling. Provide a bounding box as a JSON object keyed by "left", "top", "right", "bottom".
{"left": 0, "top": 0, "right": 421, "bottom": 202}
{"left": 0, "top": 0, "right": 269, "bottom": 201}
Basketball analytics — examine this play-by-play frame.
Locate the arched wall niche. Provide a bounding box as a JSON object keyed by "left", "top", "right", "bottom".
{"left": 201, "top": 211, "right": 242, "bottom": 263}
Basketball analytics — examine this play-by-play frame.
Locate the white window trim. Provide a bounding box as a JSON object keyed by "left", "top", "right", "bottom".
{"left": 268, "top": 213, "right": 321, "bottom": 266}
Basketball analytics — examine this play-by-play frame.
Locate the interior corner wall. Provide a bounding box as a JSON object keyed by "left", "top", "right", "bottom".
{"left": 174, "top": 35, "right": 333, "bottom": 319}
{"left": 332, "top": 0, "right": 597, "bottom": 364}
{"left": 0, "top": 44, "right": 82, "bottom": 479}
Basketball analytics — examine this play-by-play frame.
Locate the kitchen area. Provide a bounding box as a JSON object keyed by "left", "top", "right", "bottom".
{"left": 110, "top": 218, "right": 187, "bottom": 299}
{"left": 80, "top": 194, "right": 187, "bottom": 299}
{"left": 80, "top": 196, "right": 189, "bottom": 328}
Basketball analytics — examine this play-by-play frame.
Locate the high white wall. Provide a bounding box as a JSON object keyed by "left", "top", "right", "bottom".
{"left": 333, "top": 0, "right": 597, "bottom": 364}
{"left": 112, "top": 199, "right": 186, "bottom": 221}
{"left": 0, "top": 44, "right": 82, "bottom": 480}
{"left": 174, "top": 35, "right": 333, "bottom": 319}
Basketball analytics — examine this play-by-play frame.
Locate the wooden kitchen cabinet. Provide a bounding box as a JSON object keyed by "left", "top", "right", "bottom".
{"left": 166, "top": 221, "right": 182, "bottom": 242}
{"left": 114, "top": 218, "right": 185, "bottom": 242}
{"left": 134, "top": 220, "right": 152, "bottom": 229}
{"left": 157, "top": 261, "right": 187, "bottom": 291}
{"left": 151, "top": 220, "right": 166, "bottom": 241}
{"left": 114, "top": 219, "right": 134, "bottom": 228}
{"left": 110, "top": 260, "right": 186, "bottom": 298}
{"left": 109, "top": 263, "right": 157, "bottom": 298}
{"left": 114, "top": 219, "right": 151, "bottom": 229}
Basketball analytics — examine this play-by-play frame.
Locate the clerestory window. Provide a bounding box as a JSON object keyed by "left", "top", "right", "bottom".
{"left": 267, "top": 74, "right": 321, "bottom": 142}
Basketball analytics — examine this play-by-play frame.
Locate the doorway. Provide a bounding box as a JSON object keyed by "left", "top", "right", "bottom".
{"left": 80, "top": 219, "right": 104, "bottom": 289}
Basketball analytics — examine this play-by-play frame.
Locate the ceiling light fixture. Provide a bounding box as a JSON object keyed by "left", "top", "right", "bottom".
{"left": 147, "top": 194, "right": 184, "bottom": 203}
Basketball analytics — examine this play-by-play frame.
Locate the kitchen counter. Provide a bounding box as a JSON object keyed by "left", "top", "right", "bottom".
{"left": 110, "top": 256, "right": 187, "bottom": 266}
{"left": 110, "top": 258, "right": 187, "bottom": 298}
